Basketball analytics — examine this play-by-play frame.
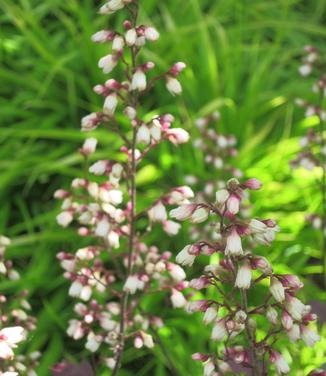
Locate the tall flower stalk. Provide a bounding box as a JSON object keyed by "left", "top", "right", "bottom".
{"left": 171, "top": 178, "right": 320, "bottom": 375}
{"left": 290, "top": 46, "right": 326, "bottom": 287}
{"left": 55, "top": 0, "right": 191, "bottom": 373}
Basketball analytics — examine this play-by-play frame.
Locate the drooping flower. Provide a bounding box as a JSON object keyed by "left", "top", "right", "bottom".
{"left": 234, "top": 262, "right": 252, "bottom": 289}
{"left": 225, "top": 228, "right": 243, "bottom": 256}
{"left": 269, "top": 277, "right": 285, "bottom": 302}
{"left": 269, "top": 350, "right": 290, "bottom": 375}
{"left": 176, "top": 245, "right": 196, "bottom": 266}
{"left": 0, "top": 326, "right": 25, "bottom": 360}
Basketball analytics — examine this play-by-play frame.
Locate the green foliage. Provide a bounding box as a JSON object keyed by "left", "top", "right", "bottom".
{"left": 0, "top": 0, "right": 325, "bottom": 374}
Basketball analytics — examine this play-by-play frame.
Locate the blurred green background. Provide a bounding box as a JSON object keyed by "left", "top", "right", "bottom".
{"left": 0, "top": 0, "right": 326, "bottom": 374}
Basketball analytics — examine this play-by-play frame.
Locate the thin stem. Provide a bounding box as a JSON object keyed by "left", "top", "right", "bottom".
{"left": 112, "top": 2, "right": 139, "bottom": 374}
{"left": 240, "top": 288, "right": 262, "bottom": 376}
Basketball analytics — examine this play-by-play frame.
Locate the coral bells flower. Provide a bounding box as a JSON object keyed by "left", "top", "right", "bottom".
{"left": 225, "top": 228, "right": 243, "bottom": 256}
{"left": 131, "top": 69, "right": 147, "bottom": 91}
{"left": 0, "top": 326, "right": 25, "bottom": 360}
{"left": 99, "top": 0, "right": 126, "bottom": 15}
{"left": 137, "top": 124, "right": 151, "bottom": 144}
{"left": 81, "top": 112, "right": 101, "bottom": 131}
{"left": 287, "top": 323, "right": 301, "bottom": 342}
{"left": 300, "top": 325, "right": 320, "bottom": 347}
{"left": 235, "top": 262, "right": 252, "bottom": 289}
{"left": 186, "top": 300, "right": 210, "bottom": 313}
{"left": 269, "top": 350, "right": 290, "bottom": 374}
{"left": 284, "top": 294, "right": 306, "bottom": 321}
{"left": 215, "top": 189, "right": 229, "bottom": 206}
{"left": 203, "top": 307, "right": 218, "bottom": 325}
{"left": 170, "top": 289, "right": 187, "bottom": 308}
{"left": 242, "top": 178, "right": 262, "bottom": 190}
{"left": 81, "top": 138, "right": 97, "bottom": 155}
{"left": 281, "top": 311, "right": 293, "bottom": 330}
{"left": 98, "top": 54, "right": 118, "bottom": 74}
{"left": 123, "top": 275, "right": 145, "bottom": 295}
{"left": 144, "top": 27, "right": 160, "bottom": 41}
{"left": 148, "top": 201, "right": 167, "bottom": 222}
{"left": 162, "top": 220, "right": 181, "bottom": 235}
{"left": 103, "top": 93, "right": 118, "bottom": 115}
{"left": 269, "top": 277, "right": 285, "bottom": 302}
{"left": 211, "top": 319, "right": 227, "bottom": 341}
{"left": 56, "top": 211, "right": 73, "bottom": 227}
{"left": 91, "top": 29, "right": 115, "bottom": 43}
{"left": 227, "top": 194, "right": 240, "bottom": 214}
{"left": 166, "top": 77, "right": 182, "bottom": 96}
{"left": 170, "top": 204, "right": 197, "bottom": 221}
{"left": 191, "top": 207, "right": 209, "bottom": 223}
{"left": 165, "top": 128, "right": 190, "bottom": 144}
{"left": 176, "top": 245, "right": 196, "bottom": 266}
{"left": 203, "top": 360, "right": 215, "bottom": 376}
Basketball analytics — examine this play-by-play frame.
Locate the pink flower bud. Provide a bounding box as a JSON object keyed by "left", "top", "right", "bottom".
{"left": 281, "top": 311, "right": 293, "bottom": 330}
{"left": 81, "top": 112, "right": 101, "bottom": 131}
{"left": 192, "top": 353, "right": 210, "bottom": 362}
{"left": 227, "top": 194, "right": 241, "bottom": 214}
{"left": 53, "top": 189, "right": 70, "bottom": 199}
{"left": 243, "top": 178, "right": 262, "bottom": 190}
{"left": 251, "top": 256, "right": 273, "bottom": 274}
{"left": 169, "top": 62, "right": 186, "bottom": 76}
{"left": 165, "top": 128, "right": 190, "bottom": 144}
{"left": 281, "top": 274, "right": 304, "bottom": 290}
{"left": 134, "top": 336, "right": 143, "bottom": 349}
{"left": 189, "top": 276, "right": 210, "bottom": 290}
{"left": 91, "top": 30, "right": 115, "bottom": 43}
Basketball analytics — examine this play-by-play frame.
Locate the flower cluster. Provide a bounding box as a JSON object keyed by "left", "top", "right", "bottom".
{"left": 55, "top": 0, "right": 191, "bottom": 373}
{"left": 291, "top": 46, "right": 326, "bottom": 170}
{"left": 0, "top": 236, "right": 39, "bottom": 375}
{"left": 172, "top": 178, "right": 320, "bottom": 375}
{"left": 290, "top": 45, "right": 326, "bottom": 284}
